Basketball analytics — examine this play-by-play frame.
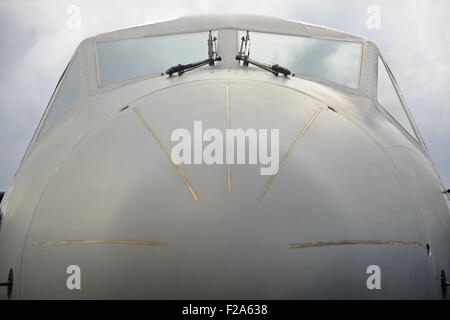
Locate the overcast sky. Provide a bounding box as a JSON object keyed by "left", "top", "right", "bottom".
{"left": 0, "top": 0, "right": 449, "bottom": 190}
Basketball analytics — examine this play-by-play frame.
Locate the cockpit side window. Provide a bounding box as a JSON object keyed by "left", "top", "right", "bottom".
{"left": 0, "top": 187, "right": 11, "bottom": 233}
{"left": 377, "top": 56, "right": 417, "bottom": 139}
{"left": 38, "top": 56, "right": 79, "bottom": 138}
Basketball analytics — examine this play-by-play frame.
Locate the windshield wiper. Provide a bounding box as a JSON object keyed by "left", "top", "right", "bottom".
{"left": 165, "top": 30, "right": 221, "bottom": 77}
{"left": 235, "top": 31, "right": 291, "bottom": 77}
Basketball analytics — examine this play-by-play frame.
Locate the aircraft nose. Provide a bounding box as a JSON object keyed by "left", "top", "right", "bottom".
{"left": 21, "top": 81, "right": 435, "bottom": 298}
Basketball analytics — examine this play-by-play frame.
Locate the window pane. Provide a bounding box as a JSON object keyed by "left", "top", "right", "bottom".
{"left": 377, "top": 57, "right": 416, "bottom": 138}
{"left": 96, "top": 32, "right": 210, "bottom": 86}
{"left": 39, "top": 57, "right": 79, "bottom": 137}
{"left": 239, "top": 31, "right": 362, "bottom": 88}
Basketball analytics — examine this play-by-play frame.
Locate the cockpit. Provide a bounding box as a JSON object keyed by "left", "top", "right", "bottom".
{"left": 31, "top": 16, "right": 423, "bottom": 154}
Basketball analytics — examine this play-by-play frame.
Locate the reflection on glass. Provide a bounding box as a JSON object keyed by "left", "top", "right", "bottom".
{"left": 39, "top": 57, "right": 79, "bottom": 137}
{"left": 96, "top": 32, "right": 210, "bottom": 85}
{"left": 377, "top": 57, "right": 416, "bottom": 139}
{"left": 238, "top": 31, "right": 362, "bottom": 88}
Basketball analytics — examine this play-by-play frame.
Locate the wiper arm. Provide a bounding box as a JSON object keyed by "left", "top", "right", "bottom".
{"left": 165, "top": 56, "right": 222, "bottom": 77}
{"left": 165, "top": 30, "right": 221, "bottom": 77}
{"left": 236, "top": 55, "right": 291, "bottom": 77}
{"left": 235, "top": 31, "right": 291, "bottom": 77}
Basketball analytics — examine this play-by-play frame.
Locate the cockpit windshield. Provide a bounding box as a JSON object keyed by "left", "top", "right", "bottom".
{"left": 238, "top": 31, "right": 363, "bottom": 88}
{"left": 96, "top": 32, "right": 213, "bottom": 86}
{"left": 95, "top": 30, "right": 363, "bottom": 88}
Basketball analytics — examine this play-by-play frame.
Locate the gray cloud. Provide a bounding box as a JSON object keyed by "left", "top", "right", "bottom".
{"left": 0, "top": 0, "right": 449, "bottom": 189}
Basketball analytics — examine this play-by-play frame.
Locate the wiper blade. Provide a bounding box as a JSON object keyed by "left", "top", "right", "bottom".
{"left": 165, "top": 31, "right": 221, "bottom": 77}
{"left": 235, "top": 31, "right": 291, "bottom": 77}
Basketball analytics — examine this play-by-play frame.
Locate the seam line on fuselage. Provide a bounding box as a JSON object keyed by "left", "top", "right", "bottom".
{"left": 257, "top": 107, "right": 322, "bottom": 201}
{"left": 33, "top": 240, "right": 168, "bottom": 247}
{"left": 290, "top": 240, "right": 423, "bottom": 249}
{"left": 133, "top": 107, "right": 200, "bottom": 202}
{"left": 226, "top": 84, "right": 231, "bottom": 193}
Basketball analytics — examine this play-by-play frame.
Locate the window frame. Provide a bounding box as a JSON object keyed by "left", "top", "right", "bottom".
{"left": 94, "top": 31, "right": 217, "bottom": 88}
{"left": 34, "top": 54, "right": 81, "bottom": 141}
{"left": 236, "top": 30, "right": 364, "bottom": 90}
{"left": 375, "top": 55, "right": 420, "bottom": 143}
